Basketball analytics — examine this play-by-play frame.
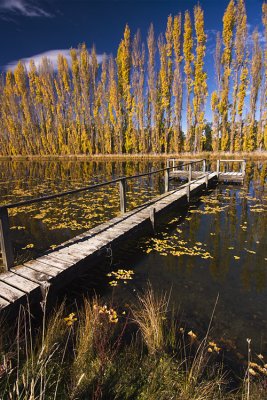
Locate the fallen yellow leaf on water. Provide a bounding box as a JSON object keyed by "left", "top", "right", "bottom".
{"left": 244, "top": 248, "right": 256, "bottom": 254}
{"left": 234, "top": 256, "right": 240, "bottom": 260}
{"left": 22, "top": 243, "right": 34, "bottom": 250}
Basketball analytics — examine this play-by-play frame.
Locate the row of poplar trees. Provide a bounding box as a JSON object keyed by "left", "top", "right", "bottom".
{"left": 0, "top": 0, "right": 266, "bottom": 156}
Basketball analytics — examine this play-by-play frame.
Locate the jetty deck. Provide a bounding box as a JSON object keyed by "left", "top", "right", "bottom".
{"left": 0, "top": 159, "right": 246, "bottom": 315}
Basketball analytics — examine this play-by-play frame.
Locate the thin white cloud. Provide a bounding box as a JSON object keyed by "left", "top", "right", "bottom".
{"left": 0, "top": 0, "right": 52, "bottom": 18}
{"left": 4, "top": 49, "right": 104, "bottom": 72}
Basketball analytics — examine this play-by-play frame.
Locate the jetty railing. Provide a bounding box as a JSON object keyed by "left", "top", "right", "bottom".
{"left": 0, "top": 159, "right": 206, "bottom": 271}
{"left": 216, "top": 159, "right": 246, "bottom": 177}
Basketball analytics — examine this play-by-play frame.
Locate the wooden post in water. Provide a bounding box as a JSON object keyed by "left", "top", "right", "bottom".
{"left": 164, "top": 167, "right": 170, "bottom": 193}
{"left": 0, "top": 207, "right": 14, "bottom": 271}
{"left": 187, "top": 163, "right": 192, "bottom": 202}
{"left": 150, "top": 207, "right": 156, "bottom": 232}
{"left": 119, "top": 178, "right": 127, "bottom": 214}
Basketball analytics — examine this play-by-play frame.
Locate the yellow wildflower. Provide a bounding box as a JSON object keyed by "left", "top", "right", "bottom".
{"left": 188, "top": 330, "right": 197, "bottom": 340}
{"left": 64, "top": 312, "right": 77, "bottom": 327}
{"left": 248, "top": 368, "right": 257, "bottom": 376}
{"left": 208, "top": 347, "right": 213, "bottom": 353}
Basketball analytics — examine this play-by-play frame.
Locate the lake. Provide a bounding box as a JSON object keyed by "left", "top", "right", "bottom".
{"left": 0, "top": 158, "right": 266, "bottom": 365}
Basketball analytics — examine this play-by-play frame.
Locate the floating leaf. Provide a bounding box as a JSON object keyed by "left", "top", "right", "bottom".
{"left": 244, "top": 248, "right": 256, "bottom": 255}
{"left": 22, "top": 243, "right": 34, "bottom": 250}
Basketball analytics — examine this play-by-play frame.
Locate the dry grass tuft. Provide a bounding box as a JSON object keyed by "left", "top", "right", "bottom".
{"left": 132, "top": 284, "right": 170, "bottom": 354}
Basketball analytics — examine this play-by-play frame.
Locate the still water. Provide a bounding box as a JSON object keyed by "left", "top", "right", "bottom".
{"left": 0, "top": 159, "right": 266, "bottom": 362}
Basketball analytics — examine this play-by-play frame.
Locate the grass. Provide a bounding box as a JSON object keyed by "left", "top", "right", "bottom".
{"left": 0, "top": 286, "right": 266, "bottom": 399}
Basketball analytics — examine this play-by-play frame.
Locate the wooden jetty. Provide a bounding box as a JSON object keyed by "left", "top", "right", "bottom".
{"left": 168, "top": 159, "right": 246, "bottom": 183}
{"left": 0, "top": 159, "right": 246, "bottom": 315}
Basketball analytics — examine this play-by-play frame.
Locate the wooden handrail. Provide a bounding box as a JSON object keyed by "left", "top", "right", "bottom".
{"left": 217, "top": 159, "right": 246, "bottom": 175}
{"left": 0, "top": 159, "right": 205, "bottom": 211}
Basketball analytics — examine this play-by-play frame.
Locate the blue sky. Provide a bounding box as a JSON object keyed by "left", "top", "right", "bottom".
{"left": 0, "top": 0, "right": 265, "bottom": 124}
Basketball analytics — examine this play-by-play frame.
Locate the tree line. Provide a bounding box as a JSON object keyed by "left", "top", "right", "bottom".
{"left": 0, "top": 0, "right": 266, "bottom": 156}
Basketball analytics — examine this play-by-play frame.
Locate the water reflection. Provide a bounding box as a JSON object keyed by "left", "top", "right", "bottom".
{"left": 0, "top": 159, "right": 266, "bottom": 358}
{"left": 0, "top": 160, "right": 169, "bottom": 264}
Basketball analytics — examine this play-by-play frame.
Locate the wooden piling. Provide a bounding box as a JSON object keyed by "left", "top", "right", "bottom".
{"left": 0, "top": 208, "right": 14, "bottom": 271}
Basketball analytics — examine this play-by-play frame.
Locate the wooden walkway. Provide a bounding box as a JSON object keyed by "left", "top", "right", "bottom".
{"left": 0, "top": 158, "right": 246, "bottom": 316}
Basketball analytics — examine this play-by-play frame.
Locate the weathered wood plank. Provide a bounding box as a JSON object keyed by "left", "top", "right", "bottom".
{"left": 0, "top": 272, "right": 39, "bottom": 293}
{"left": 24, "top": 261, "right": 61, "bottom": 277}
{"left": 48, "top": 251, "right": 81, "bottom": 264}
{"left": 0, "top": 281, "right": 25, "bottom": 303}
{"left": 49, "top": 250, "right": 82, "bottom": 264}
{"left": 38, "top": 255, "right": 73, "bottom": 269}
{"left": 24, "top": 259, "right": 63, "bottom": 272}
{"left": 0, "top": 296, "right": 11, "bottom": 310}
{"left": 11, "top": 265, "right": 52, "bottom": 284}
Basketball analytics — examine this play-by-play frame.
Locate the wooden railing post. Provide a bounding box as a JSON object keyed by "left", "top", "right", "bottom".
{"left": 242, "top": 160, "right": 246, "bottom": 177}
{"left": 205, "top": 172, "right": 208, "bottom": 188}
{"left": 187, "top": 163, "right": 192, "bottom": 202}
{"left": 203, "top": 159, "right": 206, "bottom": 173}
{"left": 164, "top": 167, "right": 170, "bottom": 193}
{"left": 119, "top": 178, "right": 127, "bottom": 214}
{"left": 0, "top": 207, "right": 14, "bottom": 271}
{"left": 216, "top": 160, "right": 220, "bottom": 176}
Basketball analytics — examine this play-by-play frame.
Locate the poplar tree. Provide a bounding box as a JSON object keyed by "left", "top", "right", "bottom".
{"left": 99, "top": 56, "right": 112, "bottom": 154}
{"left": 220, "top": 0, "right": 235, "bottom": 151}
{"left": 2, "top": 71, "right": 22, "bottom": 154}
{"left": 79, "top": 44, "right": 92, "bottom": 153}
{"left": 172, "top": 13, "right": 183, "bottom": 153}
{"left": 91, "top": 46, "right": 99, "bottom": 152}
{"left": 230, "top": 0, "right": 248, "bottom": 152}
{"left": 0, "top": 77, "right": 8, "bottom": 155}
{"left": 28, "top": 60, "right": 43, "bottom": 153}
{"left": 38, "top": 57, "right": 57, "bottom": 154}
{"left": 157, "top": 34, "right": 167, "bottom": 152}
{"left": 109, "top": 55, "right": 122, "bottom": 153}
{"left": 183, "top": 10, "right": 194, "bottom": 151}
{"left": 158, "top": 24, "right": 172, "bottom": 153}
{"left": 147, "top": 24, "right": 157, "bottom": 152}
{"left": 262, "top": 2, "right": 267, "bottom": 150}
{"left": 164, "top": 15, "right": 174, "bottom": 152}
{"left": 193, "top": 4, "right": 208, "bottom": 152}
{"left": 117, "top": 24, "right": 132, "bottom": 152}
{"left": 55, "top": 54, "right": 71, "bottom": 153}
{"left": 211, "top": 33, "right": 222, "bottom": 151}
{"left": 245, "top": 30, "right": 262, "bottom": 151}
{"left": 132, "top": 30, "right": 145, "bottom": 152}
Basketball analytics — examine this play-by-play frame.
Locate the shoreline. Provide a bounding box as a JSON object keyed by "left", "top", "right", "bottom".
{"left": 0, "top": 151, "right": 267, "bottom": 161}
